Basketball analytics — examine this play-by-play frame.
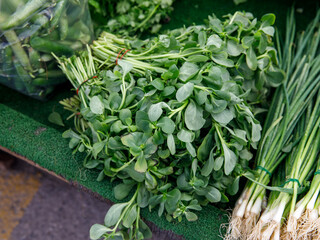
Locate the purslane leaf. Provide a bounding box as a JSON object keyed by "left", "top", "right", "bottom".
{"left": 179, "top": 62, "right": 199, "bottom": 82}
{"left": 90, "top": 96, "right": 104, "bottom": 114}
{"left": 185, "top": 100, "right": 206, "bottom": 131}
{"left": 90, "top": 224, "right": 111, "bottom": 240}
{"left": 176, "top": 82, "right": 194, "bottom": 102}
{"left": 104, "top": 203, "right": 128, "bottom": 227}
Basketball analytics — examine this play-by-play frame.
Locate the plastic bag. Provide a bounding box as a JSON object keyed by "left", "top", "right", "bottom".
{"left": 0, "top": 0, "right": 93, "bottom": 100}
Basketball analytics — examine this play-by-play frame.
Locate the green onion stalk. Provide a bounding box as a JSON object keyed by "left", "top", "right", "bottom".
{"left": 248, "top": 93, "right": 320, "bottom": 240}
{"left": 287, "top": 161, "right": 320, "bottom": 240}
{"left": 225, "top": 9, "right": 320, "bottom": 240}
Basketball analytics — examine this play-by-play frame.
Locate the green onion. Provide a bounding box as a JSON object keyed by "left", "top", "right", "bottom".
{"left": 226, "top": 8, "right": 320, "bottom": 240}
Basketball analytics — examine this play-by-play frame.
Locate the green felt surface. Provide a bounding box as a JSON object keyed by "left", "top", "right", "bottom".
{"left": 0, "top": 0, "right": 318, "bottom": 239}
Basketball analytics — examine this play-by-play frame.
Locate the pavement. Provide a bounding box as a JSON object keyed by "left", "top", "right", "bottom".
{"left": 0, "top": 151, "right": 183, "bottom": 240}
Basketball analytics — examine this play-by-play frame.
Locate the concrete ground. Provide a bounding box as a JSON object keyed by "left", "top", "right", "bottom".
{"left": 0, "top": 151, "right": 183, "bottom": 240}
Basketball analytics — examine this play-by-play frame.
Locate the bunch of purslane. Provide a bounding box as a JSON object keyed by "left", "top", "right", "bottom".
{"left": 225, "top": 9, "right": 320, "bottom": 240}
{"left": 57, "top": 12, "right": 284, "bottom": 240}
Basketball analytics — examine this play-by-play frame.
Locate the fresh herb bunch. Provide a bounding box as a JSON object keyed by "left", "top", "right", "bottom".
{"left": 92, "top": 12, "right": 284, "bottom": 106}
{"left": 57, "top": 12, "right": 284, "bottom": 240}
{"left": 88, "top": 0, "right": 174, "bottom": 35}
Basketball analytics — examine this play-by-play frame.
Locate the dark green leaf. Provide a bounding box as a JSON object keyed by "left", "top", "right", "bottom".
{"left": 167, "top": 134, "right": 176, "bottom": 155}
{"left": 187, "top": 55, "right": 209, "bottom": 63}
{"left": 227, "top": 176, "right": 240, "bottom": 195}
{"left": 92, "top": 141, "right": 105, "bottom": 158}
{"left": 265, "top": 67, "right": 285, "bottom": 87}
{"left": 121, "top": 132, "right": 143, "bottom": 148}
{"left": 261, "top": 26, "right": 275, "bottom": 36}
{"left": 209, "top": 18, "right": 223, "bottom": 33}
{"left": 84, "top": 159, "right": 100, "bottom": 169}
{"left": 185, "top": 211, "right": 198, "bottom": 221}
{"left": 227, "top": 40, "right": 243, "bottom": 57}
{"left": 151, "top": 78, "right": 164, "bottom": 90}
{"left": 48, "top": 112, "right": 64, "bottom": 126}
{"left": 144, "top": 137, "right": 158, "bottom": 156}
{"left": 122, "top": 205, "right": 137, "bottom": 228}
{"left": 213, "top": 156, "right": 224, "bottom": 171}
{"left": 62, "top": 129, "right": 81, "bottom": 140}
{"left": 145, "top": 171, "right": 157, "bottom": 190}
{"left": 162, "top": 86, "right": 176, "bottom": 97}
{"left": 246, "top": 47, "right": 257, "bottom": 71}
{"left": 157, "top": 167, "right": 174, "bottom": 176}
{"left": 124, "top": 165, "right": 145, "bottom": 182}
{"left": 212, "top": 109, "right": 234, "bottom": 124}
{"left": 177, "top": 173, "right": 192, "bottom": 191}
{"left": 261, "top": 13, "right": 276, "bottom": 26}
{"left": 119, "top": 109, "right": 132, "bottom": 125}
{"left": 205, "top": 186, "right": 221, "bottom": 202}
{"left": 197, "top": 128, "right": 215, "bottom": 161}
{"left": 157, "top": 149, "right": 170, "bottom": 159}
{"left": 162, "top": 64, "right": 179, "bottom": 80}
{"left": 148, "top": 102, "right": 169, "bottom": 122}
{"left": 179, "top": 62, "right": 199, "bottom": 82}
{"left": 222, "top": 143, "right": 237, "bottom": 175}
{"left": 176, "top": 82, "right": 194, "bottom": 102}
{"left": 136, "top": 111, "right": 152, "bottom": 133}
{"left": 90, "top": 96, "right": 104, "bottom": 114}
{"left": 207, "top": 34, "right": 223, "bottom": 48}
{"left": 198, "top": 31, "right": 207, "bottom": 47}
{"left": 258, "top": 34, "right": 268, "bottom": 54}
{"left": 201, "top": 149, "right": 215, "bottom": 176}
{"left": 185, "top": 100, "right": 206, "bottom": 131}
{"left": 157, "top": 117, "right": 175, "bottom": 134}
{"left": 108, "top": 137, "right": 125, "bottom": 150}
{"left": 118, "top": 59, "right": 133, "bottom": 75}
{"left": 114, "top": 183, "right": 134, "bottom": 200}
{"left": 90, "top": 224, "right": 111, "bottom": 240}
{"left": 104, "top": 203, "right": 128, "bottom": 227}
{"left": 137, "top": 185, "right": 149, "bottom": 208}
{"left": 211, "top": 52, "right": 234, "bottom": 67}
{"left": 165, "top": 189, "right": 181, "bottom": 214}
{"left": 96, "top": 170, "right": 105, "bottom": 182}
{"left": 177, "top": 129, "right": 195, "bottom": 143}
{"left": 212, "top": 99, "right": 228, "bottom": 114}
{"left": 195, "top": 90, "right": 208, "bottom": 105}
{"left": 135, "top": 152, "right": 148, "bottom": 172}
{"left": 186, "top": 142, "right": 196, "bottom": 157}
{"left": 240, "top": 149, "right": 253, "bottom": 160}
{"left": 153, "top": 130, "right": 165, "bottom": 145}
{"left": 139, "top": 220, "right": 152, "bottom": 239}
{"left": 108, "top": 92, "right": 122, "bottom": 110}
{"left": 242, "top": 36, "right": 254, "bottom": 49}
{"left": 110, "top": 120, "right": 126, "bottom": 133}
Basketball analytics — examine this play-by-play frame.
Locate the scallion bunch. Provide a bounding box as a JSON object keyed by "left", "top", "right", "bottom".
{"left": 225, "top": 8, "right": 320, "bottom": 240}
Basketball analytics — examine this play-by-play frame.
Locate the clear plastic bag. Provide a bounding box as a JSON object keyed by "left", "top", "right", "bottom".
{"left": 0, "top": 0, "right": 93, "bottom": 99}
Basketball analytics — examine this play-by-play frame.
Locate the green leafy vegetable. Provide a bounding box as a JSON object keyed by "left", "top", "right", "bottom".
{"left": 88, "top": 0, "right": 175, "bottom": 35}
{"left": 57, "top": 11, "right": 283, "bottom": 240}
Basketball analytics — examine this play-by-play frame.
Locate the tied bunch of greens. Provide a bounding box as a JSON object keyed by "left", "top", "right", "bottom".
{"left": 88, "top": 0, "right": 174, "bottom": 36}
{"left": 92, "top": 12, "right": 284, "bottom": 106}
{"left": 56, "top": 12, "right": 284, "bottom": 240}
{"left": 225, "top": 9, "right": 320, "bottom": 240}
{"left": 0, "top": 0, "right": 93, "bottom": 99}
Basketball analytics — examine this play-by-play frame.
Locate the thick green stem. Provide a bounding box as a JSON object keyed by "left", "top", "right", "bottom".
{"left": 4, "top": 30, "right": 33, "bottom": 72}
